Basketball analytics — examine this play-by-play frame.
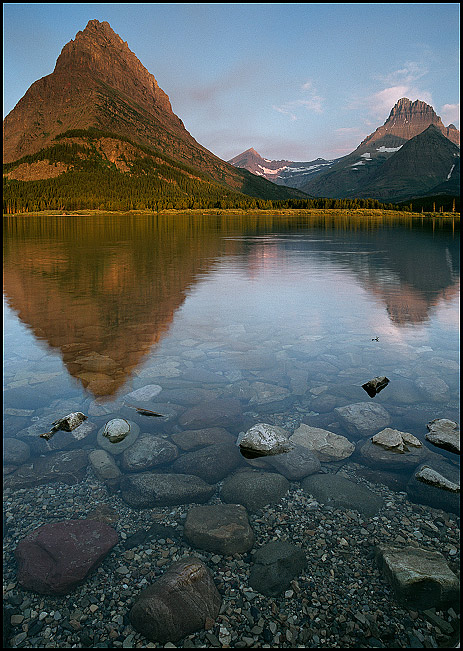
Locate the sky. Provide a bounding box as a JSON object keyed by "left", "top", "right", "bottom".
{"left": 3, "top": 3, "right": 460, "bottom": 161}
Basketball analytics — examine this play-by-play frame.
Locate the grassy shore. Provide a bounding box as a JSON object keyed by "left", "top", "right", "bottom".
{"left": 4, "top": 208, "right": 460, "bottom": 219}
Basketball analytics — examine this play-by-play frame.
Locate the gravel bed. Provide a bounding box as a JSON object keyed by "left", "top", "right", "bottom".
{"left": 3, "top": 464, "right": 460, "bottom": 648}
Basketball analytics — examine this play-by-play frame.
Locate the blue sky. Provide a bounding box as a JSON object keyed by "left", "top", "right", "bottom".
{"left": 3, "top": 3, "right": 460, "bottom": 161}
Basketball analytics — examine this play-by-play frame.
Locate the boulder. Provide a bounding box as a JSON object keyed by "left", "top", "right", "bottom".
{"left": 172, "top": 442, "right": 243, "bottom": 484}
{"left": 375, "top": 545, "right": 459, "bottom": 610}
{"left": 15, "top": 519, "right": 118, "bottom": 594}
{"left": 120, "top": 472, "right": 215, "bottom": 508}
{"left": 171, "top": 427, "right": 235, "bottom": 451}
{"left": 3, "top": 438, "right": 30, "bottom": 465}
{"left": 289, "top": 424, "right": 355, "bottom": 462}
{"left": 357, "top": 436, "right": 431, "bottom": 471}
{"left": 248, "top": 540, "right": 307, "bottom": 596}
{"left": 425, "top": 419, "right": 460, "bottom": 455}
{"left": 334, "top": 402, "right": 391, "bottom": 438}
{"left": 265, "top": 443, "right": 321, "bottom": 480}
{"left": 220, "top": 470, "right": 290, "bottom": 513}
{"left": 121, "top": 435, "right": 178, "bottom": 472}
{"left": 237, "top": 423, "right": 292, "bottom": 457}
{"left": 406, "top": 459, "right": 460, "bottom": 515}
{"left": 183, "top": 504, "right": 254, "bottom": 554}
{"left": 302, "top": 473, "right": 384, "bottom": 518}
{"left": 3, "top": 449, "right": 88, "bottom": 489}
{"left": 371, "top": 428, "right": 422, "bottom": 452}
{"left": 130, "top": 556, "right": 221, "bottom": 643}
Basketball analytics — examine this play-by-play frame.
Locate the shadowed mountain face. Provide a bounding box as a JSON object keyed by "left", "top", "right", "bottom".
{"left": 3, "top": 214, "right": 459, "bottom": 398}
{"left": 2, "top": 20, "right": 304, "bottom": 202}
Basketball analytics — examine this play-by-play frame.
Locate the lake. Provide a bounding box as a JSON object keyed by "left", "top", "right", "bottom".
{"left": 3, "top": 212, "right": 460, "bottom": 648}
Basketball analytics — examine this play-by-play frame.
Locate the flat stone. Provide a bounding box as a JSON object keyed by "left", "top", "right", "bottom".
{"left": 130, "top": 556, "right": 221, "bottom": 643}
{"left": 171, "top": 427, "right": 235, "bottom": 451}
{"left": 178, "top": 398, "right": 243, "bottom": 430}
{"left": 172, "top": 442, "right": 244, "bottom": 484}
{"left": 425, "top": 419, "right": 460, "bottom": 454}
{"left": 334, "top": 402, "right": 391, "bottom": 438}
{"left": 220, "top": 470, "right": 290, "bottom": 513}
{"left": 248, "top": 382, "right": 291, "bottom": 405}
{"left": 3, "top": 449, "right": 88, "bottom": 489}
{"left": 302, "top": 473, "right": 384, "bottom": 518}
{"left": 183, "top": 504, "right": 254, "bottom": 554}
{"left": 406, "top": 459, "right": 460, "bottom": 515}
{"left": 121, "top": 436, "right": 178, "bottom": 472}
{"left": 88, "top": 449, "right": 122, "bottom": 482}
{"left": 120, "top": 472, "right": 215, "bottom": 508}
{"left": 375, "top": 545, "right": 459, "bottom": 610}
{"left": 15, "top": 519, "right": 118, "bottom": 595}
{"left": 289, "top": 424, "right": 355, "bottom": 462}
{"left": 265, "top": 443, "right": 321, "bottom": 480}
{"left": 123, "top": 384, "right": 163, "bottom": 403}
{"left": 415, "top": 376, "right": 449, "bottom": 402}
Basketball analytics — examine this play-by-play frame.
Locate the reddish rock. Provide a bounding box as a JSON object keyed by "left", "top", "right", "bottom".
{"left": 15, "top": 519, "right": 118, "bottom": 594}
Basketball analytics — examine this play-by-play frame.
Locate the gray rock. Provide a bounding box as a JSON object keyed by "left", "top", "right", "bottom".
{"left": 121, "top": 435, "right": 178, "bottom": 472}
{"left": 171, "top": 427, "right": 235, "bottom": 451}
{"left": 88, "top": 449, "right": 122, "bottom": 483}
{"left": 249, "top": 540, "right": 307, "bottom": 596}
{"left": 123, "top": 384, "right": 162, "bottom": 402}
{"left": 334, "top": 402, "right": 391, "bottom": 438}
{"left": 415, "top": 376, "right": 449, "bottom": 402}
{"left": 237, "top": 423, "right": 292, "bottom": 456}
{"left": 414, "top": 466, "right": 460, "bottom": 492}
{"left": 302, "top": 473, "right": 384, "bottom": 518}
{"left": 172, "top": 442, "right": 243, "bottom": 484}
{"left": 183, "top": 504, "right": 254, "bottom": 554}
{"left": 120, "top": 472, "right": 215, "bottom": 508}
{"left": 357, "top": 436, "right": 431, "bottom": 471}
{"left": 130, "top": 556, "right": 221, "bottom": 643}
{"left": 3, "top": 438, "right": 30, "bottom": 465}
{"left": 97, "top": 420, "right": 139, "bottom": 455}
{"left": 426, "top": 419, "right": 460, "bottom": 455}
{"left": 406, "top": 459, "right": 460, "bottom": 515}
{"left": 265, "top": 443, "right": 321, "bottom": 480}
{"left": 178, "top": 398, "right": 243, "bottom": 430}
{"left": 220, "top": 470, "right": 290, "bottom": 513}
{"left": 375, "top": 545, "right": 459, "bottom": 610}
{"left": 248, "top": 382, "right": 291, "bottom": 405}
{"left": 3, "top": 449, "right": 88, "bottom": 489}
{"left": 289, "top": 424, "right": 355, "bottom": 462}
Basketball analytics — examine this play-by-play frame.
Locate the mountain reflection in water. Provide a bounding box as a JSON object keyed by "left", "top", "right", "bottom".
{"left": 3, "top": 213, "right": 459, "bottom": 399}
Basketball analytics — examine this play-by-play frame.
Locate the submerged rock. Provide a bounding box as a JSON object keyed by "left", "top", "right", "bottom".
{"left": 40, "top": 411, "right": 87, "bottom": 440}
{"left": 249, "top": 540, "right": 307, "bottom": 596}
{"left": 334, "top": 402, "right": 390, "bottom": 438}
{"left": 130, "top": 556, "right": 221, "bottom": 643}
{"left": 97, "top": 419, "right": 139, "bottom": 454}
{"left": 371, "top": 427, "right": 422, "bottom": 453}
{"left": 302, "top": 473, "right": 384, "bottom": 518}
{"left": 375, "top": 544, "right": 459, "bottom": 610}
{"left": 406, "top": 459, "right": 460, "bottom": 515}
{"left": 289, "top": 424, "right": 355, "bottom": 462}
{"left": 102, "top": 418, "right": 131, "bottom": 443}
{"left": 15, "top": 519, "right": 118, "bottom": 595}
{"left": 414, "top": 466, "right": 460, "bottom": 492}
{"left": 120, "top": 472, "right": 215, "bottom": 508}
{"left": 220, "top": 470, "right": 290, "bottom": 513}
{"left": 425, "top": 418, "right": 460, "bottom": 455}
{"left": 237, "top": 423, "right": 292, "bottom": 457}
{"left": 183, "top": 504, "right": 254, "bottom": 554}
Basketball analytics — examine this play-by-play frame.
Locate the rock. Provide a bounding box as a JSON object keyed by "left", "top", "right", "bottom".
{"left": 183, "top": 504, "right": 254, "bottom": 554}
{"left": 120, "top": 472, "right": 215, "bottom": 508}
{"left": 371, "top": 427, "right": 422, "bottom": 453}
{"left": 88, "top": 449, "right": 121, "bottom": 487}
{"left": 97, "top": 420, "right": 139, "bottom": 455}
{"left": 3, "top": 449, "right": 88, "bottom": 489}
{"left": 302, "top": 474, "right": 385, "bottom": 518}
{"left": 357, "top": 435, "right": 431, "bottom": 471}
{"left": 178, "top": 398, "right": 242, "bottom": 430}
{"left": 121, "top": 435, "right": 178, "bottom": 472}
{"left": 40, "top": 412, "right": 88, "bottom": 441}
{"left": 334, "top": 402, "right": 391, "bottom": 438}
{"left": 123, "top": 384, "right": 162, "bottom": 402}
{"left": 39, "top": 420, "right": 97, "bottom": 451}
{"left": 265, "top": 443, "right": 321, "bottom": 480}
{"left": 130, "top": 556, "right": 221, "bottom": 643}
{"left": 406, "top": 459, "right": 460, "bottom": 515}
{"left": 362, "top": 376, "right": 389, "bottom": 398}
{"left": 414, "top": 466, "right": 460, "bottom": 492}
{"left": 102, "top": 418, "right": 131, "bottom": 443}
{"left": 425, "top": 419, "right": 460, "bottom": 454}
{"left": 248, "top": 382, "right": 291, "bottom": 405}
{"left": 237, "top": 423, "right": 292, "bottom": 457}
{"left": 172, "top": 442, "right": 243, "bottom": 484}
{"left": 3, "top": 438, "right": 30, "bottom": 465}
{"left": 15, "top": 519, "right": 118, "bottom": 594}
{"left": 415, "top": 376, "right": 449, "bottom": 402}
{"left": 171, "top": 427, "right": 235, "bottom": 451}
{"left": 289, "top": 424, "right": 355, "bottom": 462}
{"left": 220, "top": 470, "right": 290, "bottom": 513}
{"left": 248, "top": 541, "right": 307, "bottom": 596}
{"left": 375, "top": 545, "right": 459, "bottom": 610}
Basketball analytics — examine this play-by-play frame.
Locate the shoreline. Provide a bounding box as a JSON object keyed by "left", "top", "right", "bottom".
{"left": 3, "top": 208, "right": 461, "bottom": 219}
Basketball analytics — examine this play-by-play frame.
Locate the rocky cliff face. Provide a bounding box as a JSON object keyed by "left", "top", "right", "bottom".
{"left": 361, "top": 98, "right": 460, "bottom": 147}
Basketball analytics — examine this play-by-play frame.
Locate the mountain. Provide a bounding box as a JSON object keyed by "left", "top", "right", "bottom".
{"left": 228, "top": 147, "right": 338, "bottom": 189}
{"left": 3, "top": 19, "right": 306, "bottom": 209}
{"left": 300, "top": 98, "right": 460, "bottom": 202}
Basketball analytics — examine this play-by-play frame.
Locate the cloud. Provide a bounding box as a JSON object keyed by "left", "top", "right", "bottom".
{"left": 440, "top": 103, "right": 460, "bottom": 127}
{"left": 273, "top": 80, "right": 324, "bottom": 120}
{"left": 375, "top": 61, "right": 428, "bottom": 87}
